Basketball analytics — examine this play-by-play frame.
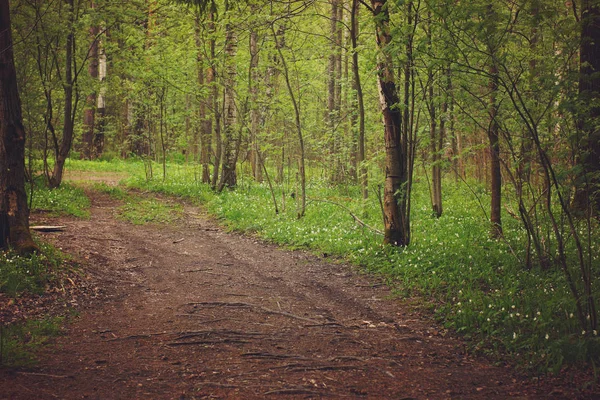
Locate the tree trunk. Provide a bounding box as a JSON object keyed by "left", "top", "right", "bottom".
{"left": 327, "top": 0, "right": 338, "bottom": 183}
{"left": 82, "top": 1, "right": 98, "bottom": 160}
{"left": 573, "top": 0, "right": 600, "bottom": 214}
{"left": 0, "top": 0, "right": 38, "bottom": 254}
{"left": 217, "top": 6, "right": 238, "bottom": 191}
{"left": 486, "top": 3, "right": 502, "bottom": 237}
{"left": 94, "top": 33, "right": 106, "bottom": 159}
{"left": 249, "top": 24, "right": 262, "bottom": 182}
{"left": 351, "top": 0, "right": 367, "bottom": 199}
{"left": 488, "top": 63, "right": 503, "bottom": 237}
{"left": 272, "top": 25, "right": 306, "bottom": 218}
{"left": 372, "top": 0, "right": 409, "bottom": 246}
{"left": 49, "top": 0, "right": 76, "bottom": 189}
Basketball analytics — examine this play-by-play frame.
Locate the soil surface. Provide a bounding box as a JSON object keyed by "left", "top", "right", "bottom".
{"left": 0, "top": 186, "right": 594, "bottom": 399}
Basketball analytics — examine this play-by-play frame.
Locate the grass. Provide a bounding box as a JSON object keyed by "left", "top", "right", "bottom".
{"left": 24, "top": 158, "right": 600, "bottom": 373}
{"left": 29, "top": 179, "right": 91, "bottom": 218}
{"left": 0, "top": 243, "right": 66, "bottom": 296}
{"left": 0, "top": 317, "right": 65, "bottom": 367}
{"left": 118, "top": 195, "right": 183, "bottom": 225}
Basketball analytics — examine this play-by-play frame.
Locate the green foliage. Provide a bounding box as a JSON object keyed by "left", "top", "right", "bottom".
{"left": 29, "top": 181, "right": 91, "bottom": 219}
{"left": 0, "top": 317, "right": 65, "bottom": 367}
{"left": 0, "top": 244, "right": 65, "bottom": 296}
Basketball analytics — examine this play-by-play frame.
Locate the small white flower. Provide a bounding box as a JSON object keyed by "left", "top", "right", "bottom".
{"left": 545, "top": 334, "right": 549, "bottom": 340}
{"left": 570, "top": 313, "right": 574, "bottom": 319}
{"left": 513, "top": 332, "right": 517, "bottom": 339}
{"left": 594, "top": 330, "right": 598, "bottom": 336}
{"left": 582, "top": 330, "right": 586, "bottom": 335}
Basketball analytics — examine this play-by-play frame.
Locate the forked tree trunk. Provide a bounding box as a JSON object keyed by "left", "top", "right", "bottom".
{"left": 0, "top": 0, "right": 38, "bottom": 254}
{"left": 49, "top": 0, "right": 76, "bottom": 189}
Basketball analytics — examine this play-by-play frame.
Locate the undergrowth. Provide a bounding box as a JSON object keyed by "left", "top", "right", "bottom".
{"left": 0, "top": 243, "right": 65, "bottom": 296}
{"left": 28, "top": 179, "right": 90, "bottom": 218}
{"left": 0, "top": 317, "right": 65, "bottom": 367}
{"left": 57, "top": 160, "right": 600, "bottom": 373}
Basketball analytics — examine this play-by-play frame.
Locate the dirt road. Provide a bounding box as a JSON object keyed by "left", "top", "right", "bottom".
{"left": 0, "top": 192, "right": 582, "bottom": 399}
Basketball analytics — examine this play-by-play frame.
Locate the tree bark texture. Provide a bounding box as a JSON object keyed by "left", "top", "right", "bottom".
{"left": 351, "top": 0, "right": 367, "bottom": 199}
{"left": 488, "top": 63, "right": 503, "bottom": 237}
{"left": 574, "top": 0, "right": 600, "bottom": 214}
{"left": 249, "top": 25, "right": 262, "bottom": 182}
{"left": 49, "top": 0, "right": 76, "bottom": 188}
{"left": 218, "top": 20, "right": 238, "bottom": 191}
{"left": 372, "top": 0, "right": 409, "bottom": 246}
{"left": 0, "top": 0, "right": 38, "bottom": 253}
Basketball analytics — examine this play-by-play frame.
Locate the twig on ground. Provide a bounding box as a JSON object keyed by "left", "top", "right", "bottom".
{"left": 16, "top": 372, "right": 73, "bottom": 379}
{"left": 308, "top": 198, "right": 383, "bottom": 236}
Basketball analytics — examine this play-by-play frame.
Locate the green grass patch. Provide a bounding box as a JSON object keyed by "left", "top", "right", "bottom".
{"left": 29, "top": 181, "right": 90, "bottom": 218}
{"left": 0, "top": 317, "right": 65, "bottom": 367}
{"left": 89, "top": 182, "right": 129, "bottom": 200}
{"left": 118, "top": 195, "right": 183, "bottom": 225}
{"left": 0, "top": 243, "right": 66, "bottom": 296}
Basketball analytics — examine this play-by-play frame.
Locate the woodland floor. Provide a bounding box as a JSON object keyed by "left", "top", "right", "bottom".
{"left": 0, "top": 176, "right": 596, "bottom": 399}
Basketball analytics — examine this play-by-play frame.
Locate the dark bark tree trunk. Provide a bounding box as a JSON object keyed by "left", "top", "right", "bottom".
{"left": 249, "top": 23, "right": 262, "bottom": 182}
{"left": 217, "top": 7, "right": 238, "bottom": 191}
{"left": 486, "top": 3, "right": 503, "bottom": 237}
{"left": 271, "top": 24, "right": 306, "bottom": 218}
{"left": 49, "top": 0, "right": 77, "bottom": 189}
{"left": 0, "top": 0, "right": 38, "bottom": 254}
{"left": 573, "top": 0, "right": 600, "bottom": 214}
{"left": 488, "top": 63, "right": 503, "bottom": 237}
{"left": 327, "top": 0, "right": 338, "bottom": 183}
{"left": 372, "top": 0, "right": 409, "bottom": 246}
{"left": 351, "top": 0, "right": 367, "bottom": 199}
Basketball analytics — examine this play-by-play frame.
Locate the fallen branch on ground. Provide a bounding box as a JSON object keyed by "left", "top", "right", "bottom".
{"left": 30, "top": 225, "right": 67, "bottom": 232}
{"left": 308, "top": 198, "right": 383, "bottom": 236}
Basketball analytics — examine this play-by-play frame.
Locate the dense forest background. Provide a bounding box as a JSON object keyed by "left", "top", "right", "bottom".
{"left": 4, "top": 0, "right": 600, "bottom": 372}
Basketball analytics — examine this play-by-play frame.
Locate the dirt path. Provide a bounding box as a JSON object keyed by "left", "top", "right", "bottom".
{"left": 0, "top": 191, "right": 582, "bottom": 399}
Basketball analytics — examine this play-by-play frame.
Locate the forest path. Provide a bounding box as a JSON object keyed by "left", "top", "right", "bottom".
{"left": 0, "top": 189, "right": 569, "bottom": 399}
